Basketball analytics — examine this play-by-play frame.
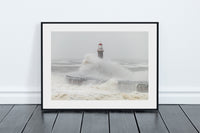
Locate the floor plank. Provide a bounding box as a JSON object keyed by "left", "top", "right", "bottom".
{"left": 0, "top": 105, "right": 36, "bottom": 133}
{"left": 22, "top": 106, "right": 57, "bottom": 133}
{"left": 0, "top": 104, "right": 199, "bottom": 133}
{"left": 52, "top": 111, "right": 82, "bottom": 133}
{"left": 81, "top": 112, "right": 109, "bottom": 133}
{"left": 110, "top": 111, "right": 139, "bottom": 133}
{"left": 180, "top": 105, "right": 200, "bottom": 132}
{"left": 159, "top": 105, "right": 198, "bottom": 133}
{"left": 0, "top": 105, "right": 13, "bottom": 123}
{"left": 135, "top": 111, "right": 169, "bottom": 133}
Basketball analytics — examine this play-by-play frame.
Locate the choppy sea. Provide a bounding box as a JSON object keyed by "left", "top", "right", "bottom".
{"left": 51, "top": 54, "right": 148, "bottom": 100}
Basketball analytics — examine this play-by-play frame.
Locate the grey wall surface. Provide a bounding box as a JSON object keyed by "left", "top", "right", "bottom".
{"left": 0, "top": 0, "right": 200, "bottom": 103}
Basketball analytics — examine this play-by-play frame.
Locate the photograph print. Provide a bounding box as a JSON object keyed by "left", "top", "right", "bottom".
{"left": 42, "top": 22, "right": 158, "bottom": 109}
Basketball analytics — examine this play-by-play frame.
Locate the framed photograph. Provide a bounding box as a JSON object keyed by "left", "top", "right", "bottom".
{"left": 41, "top": 22, "right": 158, "bottom": 110}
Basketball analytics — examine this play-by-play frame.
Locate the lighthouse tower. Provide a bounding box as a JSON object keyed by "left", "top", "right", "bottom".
{"left": 97, "top": 43, "right": 104, "bottom": 58}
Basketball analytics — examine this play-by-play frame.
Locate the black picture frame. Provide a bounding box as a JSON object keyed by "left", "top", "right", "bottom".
{"left": 41, "top": 22, "right": 159, "bottom": 111}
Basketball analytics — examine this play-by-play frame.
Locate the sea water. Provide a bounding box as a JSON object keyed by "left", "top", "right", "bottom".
{"left": 51, "top": 54, "right": 148, "bottom": 100}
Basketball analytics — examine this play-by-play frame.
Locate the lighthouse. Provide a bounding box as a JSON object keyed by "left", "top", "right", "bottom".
{"left": 97, "top": 43, "right": 104, "bottom": 58}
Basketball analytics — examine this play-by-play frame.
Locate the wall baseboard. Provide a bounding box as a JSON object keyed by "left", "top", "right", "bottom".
{"left": 159, "top": 91, "right": 200, "bottom": 104}
{"left": 0, "top": 92, "right": 40, "bottom": 104}
{"left": 0, "top": 87, "right": 200, "bottom": 104}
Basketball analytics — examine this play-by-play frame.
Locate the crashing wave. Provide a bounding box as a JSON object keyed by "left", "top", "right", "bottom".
{"left": 76, "top": 54, "right": 147, "bottom": 81}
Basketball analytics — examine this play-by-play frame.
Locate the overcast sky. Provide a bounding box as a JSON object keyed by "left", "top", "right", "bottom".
{"left": 51, "top": 32, "right": 148, "bottom": 61}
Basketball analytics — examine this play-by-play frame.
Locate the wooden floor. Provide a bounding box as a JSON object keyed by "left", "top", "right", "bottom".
{"left": 0, "top": 105, "right": 200, "bottom": 133}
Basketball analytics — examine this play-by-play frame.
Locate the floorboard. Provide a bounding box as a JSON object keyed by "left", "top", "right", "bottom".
{"left": 22, "top": 106, "right": 57, "bottom": 133}
{"left": 0, "top": 104, "right": 200, "bottom": 133}
{"left": 110, "top": 111, "right": 139, "bottom": 133}
{"left": 0, "top": 105, "right": 13, "bottom": 123}
{"left": 135, "top": 111, "right": 169, "bottom": 133}
{"left": 180, "top": 105, "right": 200, "bottom": 132}
{"left": 52, "top": 111, "right": 82, "bottom": 133}
{"left": 0, "top": 105, "right": 36, "bottom": 133}
{"left": 159, "top": 105, "right": 198, "bottom": 133}
{"left": 81, "top": 112, "right": 109, "bottom": 133}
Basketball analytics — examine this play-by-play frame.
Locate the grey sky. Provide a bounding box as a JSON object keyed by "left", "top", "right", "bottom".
{"left": 51, "top": 32, "right": 148, "bottom": 61}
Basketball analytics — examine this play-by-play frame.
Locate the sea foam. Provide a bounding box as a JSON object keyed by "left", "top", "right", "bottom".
{"left": 51, "top": 54, "right": 148, "bottom": 100}
{"left": 78, "top": 54, "right": 147, "bottom": 81}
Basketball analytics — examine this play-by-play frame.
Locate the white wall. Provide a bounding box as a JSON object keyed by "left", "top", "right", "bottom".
{"left": 0, "top": 0, "right": 200, "bottom": 104}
